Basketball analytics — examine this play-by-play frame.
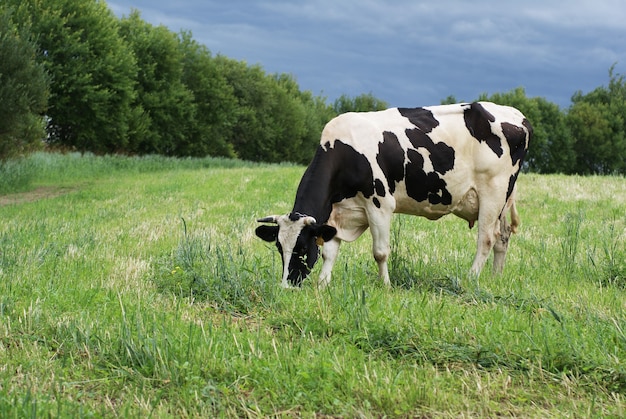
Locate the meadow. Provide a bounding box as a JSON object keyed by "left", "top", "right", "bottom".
{"left": 0, "top": 152, "right": 625, "bottom": 417}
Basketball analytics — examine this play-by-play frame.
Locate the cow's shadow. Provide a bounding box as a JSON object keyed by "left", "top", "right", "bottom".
{"left": 389, "top": 261, "right": 563, "bottom": 324}
{"left": 389, "top": 262, "right": 464, "bottom": 296}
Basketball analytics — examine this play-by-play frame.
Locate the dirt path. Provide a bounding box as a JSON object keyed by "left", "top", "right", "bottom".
{"left": 0, "top": 186, "right": 74, "bottom": 206}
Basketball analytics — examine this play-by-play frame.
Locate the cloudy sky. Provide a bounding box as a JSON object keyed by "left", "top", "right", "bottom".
{"left": 109, "top": 0, "right": 625, "bottom": 108}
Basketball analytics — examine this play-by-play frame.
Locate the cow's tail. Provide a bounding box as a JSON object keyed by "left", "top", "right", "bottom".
{"left": 505, "top": 185, "right": 521, "bottom": 234}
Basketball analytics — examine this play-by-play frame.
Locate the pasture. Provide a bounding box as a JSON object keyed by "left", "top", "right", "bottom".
{"left": 0, "top": 152, "right": 625, "bottom": 417}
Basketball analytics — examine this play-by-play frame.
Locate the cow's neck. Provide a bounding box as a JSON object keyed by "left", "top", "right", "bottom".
{"left": 292, "top": 147, "right": 335, "bottom": 224}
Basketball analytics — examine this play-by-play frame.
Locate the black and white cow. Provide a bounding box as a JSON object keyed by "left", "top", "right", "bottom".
{"left": 256, "top": 102, "right": 532, "bottom": 288}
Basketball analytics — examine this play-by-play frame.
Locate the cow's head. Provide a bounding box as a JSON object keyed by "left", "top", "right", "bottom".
{"left": 255, "top": 213, "right": 337, "bottom": 287}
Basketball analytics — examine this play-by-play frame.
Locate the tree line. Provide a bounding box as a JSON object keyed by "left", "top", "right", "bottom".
{"left": 1, "top": 0, "right": 625, "bottom": 174}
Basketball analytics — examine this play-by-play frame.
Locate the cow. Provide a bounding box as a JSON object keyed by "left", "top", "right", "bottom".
{"left": 256, "top": 101, "right": 532, "bottom": 288}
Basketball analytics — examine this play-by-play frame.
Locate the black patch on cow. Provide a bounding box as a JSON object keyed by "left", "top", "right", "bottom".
{"left": 398, "top": 107, "right": 439, "bottom": 133}
{"left": 506, "top": 173, "right": 517, "bottom": 202}
{"left": 464, "top": 102, "right": 503, "bottom": 157}
{"left": 328, "top": 140, "right": 375, "bottom": 201}
{"left": 287, "top": 226, "right": 320, "bottom": 287}
{"left": 293, "top": 140, "right": 375, "bottom": 223}
{"left": 522, "top": 119, "right": 533, "bottom": 137}
{"left": 405, "top": 149, "right": 452, "bottom": 205}
{"left": 501, "top": 122, "right": 527, "bottom": 166}
{"left": 255, "top": 225, "right": 278, "bottom": 242}
{"left": 377, "top": 131, "right": 406, "bottom": 194}
{"left": 373, "top": 197, "right": 381, "bottom": 208}
{"left": 405, "top": 128, "right": 455, "bottom": 175}
{"left": 374, "top": 178, "right": 386, "bottom": 197}
{"left": 289, "top": 212, "right": 303, "bottom": 222}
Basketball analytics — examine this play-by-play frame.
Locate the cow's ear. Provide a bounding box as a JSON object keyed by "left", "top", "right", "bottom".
{"left": 313, "top": 224, "right": 337, "bottom": 244}
{"left": 255, "top": 225, "right": 279, "bottom": 242}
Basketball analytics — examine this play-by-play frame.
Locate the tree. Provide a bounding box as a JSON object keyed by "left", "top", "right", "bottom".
{"left": 533, "top": 97, "right": 575, "bottom": 174}
{"left": 8, "top": 0, "right": 138, "bottom": 153}
{"left": 440, "top": 95, "right": 459, "bottom": 105}
{"left": 276, "top": 75, "right": 335, "bottom": 163}
{"left": 178, "top": 32, "right": 237, "bottom": 157}
{"left": 119, "top": 11, "right": 195, "bottom": 155}
{"left": 0, "top": 5, "right": 49, "bottom": 159}
{"left": 332, "top": 93, "right": 388, "bottom": 114}
{"left": 215, "top": 57, "right": 317, "bottom": 163}
{"left": 568, "top": 65, "right": 626, "bottom": 174}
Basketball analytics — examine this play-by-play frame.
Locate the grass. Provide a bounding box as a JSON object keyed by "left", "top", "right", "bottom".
{"left": 0, "top": 152, "right": 625, "bottom": 417}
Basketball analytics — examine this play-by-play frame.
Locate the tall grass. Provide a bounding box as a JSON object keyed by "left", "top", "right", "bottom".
{"left": 0, "top": 157, "right": 38, "bottom": 194}
{"left": 152, "top": 218, "right": 279, "bottom": 314}
{"left": 1, "top": 154, "right": 625, "bottom": 416}
{"left": 0, "top": 151, "right": 268, "bottom": 193}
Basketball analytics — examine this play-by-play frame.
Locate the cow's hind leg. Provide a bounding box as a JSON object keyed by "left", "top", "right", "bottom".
{"left": 470, "top": 194, "right": 506, "bottom": 278}
{"left": 493, "top": 211, "right": 511, "bottom": 274}
{"left": 369, "top": 212, "right": 393, "bottom": 287}
{"left": 493, "top": 192, "right": 519, "bottom": 274}
{"left": 318, "top": 237, "right": 341, "bottom": 288}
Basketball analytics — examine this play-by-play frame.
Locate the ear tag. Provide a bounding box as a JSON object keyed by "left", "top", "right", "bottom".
{"left": 316, "top": 236, "right": 325, "bottom": 246}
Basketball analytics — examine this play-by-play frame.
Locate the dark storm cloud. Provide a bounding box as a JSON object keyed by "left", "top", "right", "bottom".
{"left": 110, "top": 0, "right": 626, "bottom": 107}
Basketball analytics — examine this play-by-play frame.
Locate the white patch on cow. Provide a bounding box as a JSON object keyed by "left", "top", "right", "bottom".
{"left": 327, "top": 198, "right": 370, "bottom": 242}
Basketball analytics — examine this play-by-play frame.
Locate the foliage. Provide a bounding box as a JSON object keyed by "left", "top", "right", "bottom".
{"left": 6, "top": 0, "right": 139, "bottom": 153}
{"left": 213, "top": 58, "right": 316, "bottom": 163}
{"left": 118, "top": 11, "right": 195, "bottom": 155}
{"left": 178, "top": 32, "right": 238, "bottom": 158}
{"left": 333, "top": 92, "right": 389, "bottom": 114}
{"left": 2, "top": 1, "right": 625, "bottom": 173}
{"left": 569, "top": 65, "right": 626, "bottom": 174}
{"left": 1, "top": 154, "right": 626, "bottom": 416}
{"left": 275, "top": 73, "right": 337, "bottom": 162}
{"left": 0, "top": 5, "right": 48, "bottom": 159}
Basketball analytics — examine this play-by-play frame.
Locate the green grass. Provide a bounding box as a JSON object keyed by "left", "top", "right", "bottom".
{"left": 1, "top": 152, "right": 625, "bottom": 417}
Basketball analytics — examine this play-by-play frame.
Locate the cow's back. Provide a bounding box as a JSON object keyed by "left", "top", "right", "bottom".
{"left": 320, "top": 103, "right": 530, "bottom": 220}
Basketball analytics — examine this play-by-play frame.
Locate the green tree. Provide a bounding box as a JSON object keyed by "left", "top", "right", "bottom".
{"left": 178, "top": 32, "right": 237, "bottom": 157}
{"left": 332, "top": 93, "right": 388, "bottom": 114}
{"left": 533, "top": 97, "right": 574, "bottom": 174}
{"left": 0, "top": 6, "right": 49, "bottom": 159}
{"left": 277, "top": 76, "right": 335, "bottom": 163}
{"left": 119, "top": 11, "right": 196, "bottom": 155}
{"left": 8, "top": 0, "right": 138, "bottom": 153}
{"left": 568, "top": 65, "right": 626, "bottom": 174}
{"left": 215, "top": 57, "right": 274, "bottom": 162}
{"left": 216, "top": 57, "right": 316, "bottom": 163}
{"left": 440, "top": 95, "right": 459, "bottom": 105}
{"left": 273, "top": 73, "right": 335, "bottom": 164}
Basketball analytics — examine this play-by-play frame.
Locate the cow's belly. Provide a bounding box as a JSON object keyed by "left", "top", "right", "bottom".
{"left": 328, "top": 183, "right": 480, "bottom": 241}
{"left": 392, "top": 182, "right": 479, "bottom": 224}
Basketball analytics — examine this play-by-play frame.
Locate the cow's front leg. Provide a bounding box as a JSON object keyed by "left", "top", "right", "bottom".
{"left": 317, "top": 237, "right": 341, "bottom": 288}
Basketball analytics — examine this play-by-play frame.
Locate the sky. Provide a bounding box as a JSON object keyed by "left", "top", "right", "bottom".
{"left": 109, "top": 0, "right": 626, "bottom": 108}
